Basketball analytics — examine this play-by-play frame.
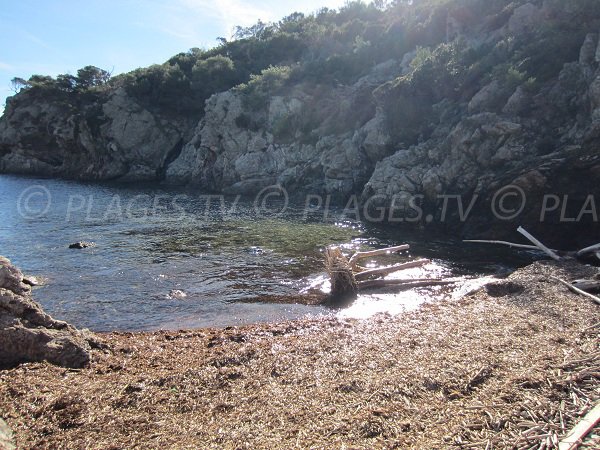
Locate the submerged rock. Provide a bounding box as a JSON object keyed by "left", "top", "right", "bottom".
{"left": 167, "top": 289, "right": 187, "bottom": 300}
{"left": 69, "top": 241, "right": 95, "bottom": 249}
{"left": 0, "top": 256, "right": 93, "bottom": 369}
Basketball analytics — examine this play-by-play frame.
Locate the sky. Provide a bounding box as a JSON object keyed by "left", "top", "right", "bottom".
{"left": 0, "top": 0, "right": 349, "bottom": 114}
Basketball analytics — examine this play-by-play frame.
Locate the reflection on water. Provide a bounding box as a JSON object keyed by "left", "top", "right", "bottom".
{"left": 0, "top": 175, "right": 536, "bottom": 331}
{"left": 304, "top": 260, "right": 496, "bottom": 320}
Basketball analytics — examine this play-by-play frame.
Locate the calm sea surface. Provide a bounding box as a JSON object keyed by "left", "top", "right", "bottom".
{"left": 0, "top": 175, "right": 534, "bottom": 331}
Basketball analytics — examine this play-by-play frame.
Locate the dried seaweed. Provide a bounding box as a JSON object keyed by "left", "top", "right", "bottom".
{"left": 0, "top": 261, "right": 598, "bottom": 449}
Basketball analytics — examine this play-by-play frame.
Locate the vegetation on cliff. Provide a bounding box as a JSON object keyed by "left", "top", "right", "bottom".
{"left": 10, "top": 0, "right": 600, "bottom": 127}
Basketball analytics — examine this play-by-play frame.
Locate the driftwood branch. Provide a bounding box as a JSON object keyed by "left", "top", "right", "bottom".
{"left": 517, "top": 226, "right": 562, "bottom": 261}
{"left": 465, "top": 233, "right": 600, "bottom": 264}
{"left": 463, "top": 240, "right": 545, "bottom": 251}
{"left": 354, "top": 259, "right": 430, "bottom": 281}
{"left": 551, "top": 276, "right": 600, "bottom": 306}
{"left": 358, "top": 279, "right": 455, "bottom": 291}
{"left": 571, "top": 279, "right": 600, "bottom": 292}
{"left": 349, "top": 245, "right": 410, "bottom": 268}
{"left": 577, "top": 242, "right": 600, "bottom": 257}
{"left": 558, "top": 403, "right": 600, "bottom": 450}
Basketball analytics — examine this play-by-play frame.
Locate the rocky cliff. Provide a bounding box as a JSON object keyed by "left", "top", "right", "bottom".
{"left": 0, "top": 87, "right": 190, "bottom": 181}
{"left": 165, "top": 59, "right": 397, "bottom": 198}
{"left": 1, "top": 0, "right": 600, "bottom": 242}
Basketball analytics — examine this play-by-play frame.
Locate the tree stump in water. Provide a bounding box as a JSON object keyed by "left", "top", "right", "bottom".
{"left": 324, "top": 244, "right": 450, "bottom": 304}
{"left": 325, "top": 247, "right": 358, "bottom": 303}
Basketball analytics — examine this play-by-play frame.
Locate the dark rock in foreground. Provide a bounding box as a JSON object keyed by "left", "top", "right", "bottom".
{"left": 0, "top": 256, "right": 93, "bottom": 369}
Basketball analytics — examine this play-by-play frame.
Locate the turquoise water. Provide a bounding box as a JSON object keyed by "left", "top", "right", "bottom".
{"left": 0, "top": 175, "right": 532, "bottom": 331}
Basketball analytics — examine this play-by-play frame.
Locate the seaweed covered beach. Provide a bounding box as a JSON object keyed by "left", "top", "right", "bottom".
{"left": 1, "top": 261, "right": 599, "bottom": 449}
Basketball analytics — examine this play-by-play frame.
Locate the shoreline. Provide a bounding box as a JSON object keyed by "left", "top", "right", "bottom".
{"left": 1, "top": 261, "right": 599, "bottom": 448}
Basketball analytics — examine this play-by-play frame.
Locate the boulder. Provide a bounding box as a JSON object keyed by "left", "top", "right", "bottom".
{"left": 589, "top": 75, "right": 600, "bottom": 110}
{"left": 468, "top": 80, "right": 505, "bottom": 113}
{"left": 503, "top": 85, "right": 531, "bottom": 116}
{"left": 69, "top": 241, "right": 95, "bottom": 249}
{"left": 0, "top": 256, "right": 93, "bottom": 369}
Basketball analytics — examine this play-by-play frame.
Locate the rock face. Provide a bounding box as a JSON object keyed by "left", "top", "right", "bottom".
{"left": 1, "top": 2, "right": 600, "bottom": 243}
{"left": 0, "top": 88, "right": 188, "bottom": 181}
{"left": 166, "top": 61, "right": 396, "bottom": 198}
{"left": 358, "top": 25, "right": 600, "bottom": 241}
{"left": 0, "top": 256, "right": 93, "bottom": 369}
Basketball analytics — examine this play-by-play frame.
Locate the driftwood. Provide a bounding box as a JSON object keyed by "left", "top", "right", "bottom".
{"left": 325, "top": 247, "right": 358, "bottom": 302}
{"left": 551, "top": 276, "right": 600, "bottom": 306}
{"left": 354, "top": 259, "right": 430, "bottom": 281}
{"left": 463, "top": 240, "right": 554, "bottom": 251}
{"left": 349, "top": 245, "right": 409, "bottom": 269}
{"left": 358, "top": 279, "right": 455, "bottom": 290}
{"left": 558, "top": 403, "right": 600, "bottom": 450}
{"left": 325, "top": 245, "right": 450, "bottom": 302}
{"left": 517, "top": 226, "right": 562, "bottom": 261}
{"left": 464, "top": 228, "right": 600, "bottom": 309}
{"left": 464, "top": 227, "right": 600, "bottom": 264}
{"left": 571, "top": 279, "right": 600, "bottom": 292}
{"left": 577, "top": 242, "right": 600, "bottom": 257}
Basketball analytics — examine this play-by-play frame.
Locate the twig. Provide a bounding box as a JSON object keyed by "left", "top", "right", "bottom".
{"left": 571, "top": 279, "right": 600, "bottom": 292}
{"left": 517, "top": 227, "right": 562, "bottom": 261}
{"left": 349, "top": 245, "right": 410, "bottom": 268}
{"left": 463, "top": 240, "right": 547, "bottom": 251}
{"left": 582, "top": 321, "right": 600, "bottom": 332}
{"left": 551, "top": 276, "right": 600, "bottom": 306}
{"left": 577, "top": 242, "right": 600, "bottom": 257}
{"left": 358, "top": 279, "right": 455, "bottom": 290}
{"left": 354, "top": 259, "right": 430, "bottom": 281}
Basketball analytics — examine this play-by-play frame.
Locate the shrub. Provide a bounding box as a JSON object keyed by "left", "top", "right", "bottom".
{"left": 237, "top": 66, "right": 292, "bottom": 110}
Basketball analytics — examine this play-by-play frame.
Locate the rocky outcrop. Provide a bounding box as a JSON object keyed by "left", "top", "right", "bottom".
{"left": 507, "top": 2, "right": 543, "bottom": 35}
{"left": 165, "top": 60, "right": 397, "bottom": 197}
{"left": 0, "top": 88, "right": 189, "bottom": 181}
{"left": 362, "top": 32, "right": 600, "bottom": 242}
{"left": 0, "top": 256, "right": 93, "bottom": 369}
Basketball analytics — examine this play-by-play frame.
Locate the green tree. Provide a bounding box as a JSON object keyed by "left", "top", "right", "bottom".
{"left": 76, "top": 66, "right": 111, "bottom": 89}
{"left": 10, "top": 77, "right": 30, "bottom": 93}
{"left": 56, "top": 74, "right": 78, "bottom": 92}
